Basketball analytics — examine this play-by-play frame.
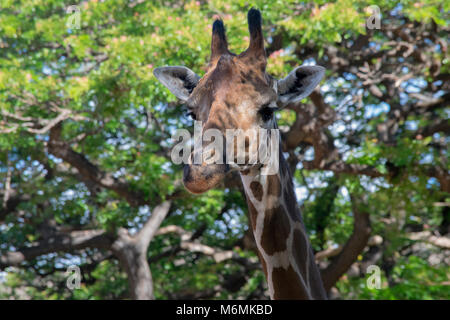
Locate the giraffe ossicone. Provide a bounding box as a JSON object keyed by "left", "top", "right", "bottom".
{"left": 154, "top": 8, "right": 327, "bottom": 299}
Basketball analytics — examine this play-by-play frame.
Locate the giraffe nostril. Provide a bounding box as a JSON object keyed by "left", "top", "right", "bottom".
{"left": 183, "top": 164, "right": 193, "bottom": 183}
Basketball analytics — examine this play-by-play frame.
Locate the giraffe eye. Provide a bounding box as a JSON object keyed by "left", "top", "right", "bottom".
{"left": 187, "top": 111, "right": 196, "bottom": 120}
{"left": 259, "top": 105, "right": 276, "bottom": 122}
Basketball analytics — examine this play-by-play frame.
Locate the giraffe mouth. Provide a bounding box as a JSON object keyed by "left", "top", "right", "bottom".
{"left": 183, "top": 163, "right": 230, "bottom": 194}
{"left": 228, "top": 162, "right": 264, "bottom": 172}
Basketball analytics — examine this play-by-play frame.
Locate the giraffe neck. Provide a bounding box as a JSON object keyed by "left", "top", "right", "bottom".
{"left": 240, "top": 150, "right": 327, "bottom": 300}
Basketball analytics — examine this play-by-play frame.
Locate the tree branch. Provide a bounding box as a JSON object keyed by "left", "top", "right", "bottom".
{"left": 48, "top": 123, "right": 151, "bottom": 207}
{"left": 136, "top": 201, "right": 172, "bottom": 248}
{"left": 320, "top": 194, "right": 372, "bottom": 292}
{"left": 0, "top": 229, "right": 113, "bottom": 270}
{"left": 407, "top": 231, "right": 450, "bottom": 249}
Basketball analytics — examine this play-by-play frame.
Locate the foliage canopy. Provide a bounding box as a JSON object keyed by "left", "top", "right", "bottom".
{"left": 0, "top": 0, "right": 448, "bottom": 299}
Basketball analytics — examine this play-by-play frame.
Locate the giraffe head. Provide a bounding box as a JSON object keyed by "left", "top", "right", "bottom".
{"left": 154, "top": 9, "right": 324, "bottom": 194}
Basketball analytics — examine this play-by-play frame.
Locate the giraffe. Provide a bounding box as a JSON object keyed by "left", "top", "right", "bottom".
{"left": 154, "top": 9, "right": 327, "bottom": 299}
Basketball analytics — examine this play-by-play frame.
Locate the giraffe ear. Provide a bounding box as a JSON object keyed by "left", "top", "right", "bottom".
{"left": 153, "top": 66, "right": 200, "bottom": 101}
{"left": 277, "top": 66, "right": 325, "bottom": 106}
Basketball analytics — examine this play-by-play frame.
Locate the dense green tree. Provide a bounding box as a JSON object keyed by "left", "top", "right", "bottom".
{"left": 0, "top": 0, "right": 448, "bottom": 299}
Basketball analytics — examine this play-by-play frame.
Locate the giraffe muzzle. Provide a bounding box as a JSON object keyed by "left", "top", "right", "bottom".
{"left": 183, "top": 163, "right": 230, "bottom": 194}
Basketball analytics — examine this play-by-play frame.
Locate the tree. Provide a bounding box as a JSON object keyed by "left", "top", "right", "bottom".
{"left": 0, "top": 0, "right": 448, "bottom": 299}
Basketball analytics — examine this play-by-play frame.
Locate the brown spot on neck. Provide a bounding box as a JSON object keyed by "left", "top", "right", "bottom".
{"left": 271, "top": 265, "right": 310, "bottom": 300}
{"left": 267, "top": 174, "right": 281, "bottom": 196}
{"left": 250, "top": 181, "right": 263, "bottom": 201}
{"left": 260, "top": 204, "right": 290, "bottom": 255}
{"left": 247, "top": 197, "right": 258, "bottom": 231}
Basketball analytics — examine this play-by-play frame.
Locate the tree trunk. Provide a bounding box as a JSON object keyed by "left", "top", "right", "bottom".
{"left": 113, "top": 238, "right": 154, "bottom": 300}
{"left": 112, "top": 201, "right": 171, "bottom": 300}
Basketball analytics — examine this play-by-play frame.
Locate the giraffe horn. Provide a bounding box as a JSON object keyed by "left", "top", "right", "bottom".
{"left": 247, "top": 9, "right": 264, "bottom": 54}
{"left": 240, "top": 8, "right": 266, "bottom": 69}
{"left": 210, "top": 19, "right": 229, "bottom": 61}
